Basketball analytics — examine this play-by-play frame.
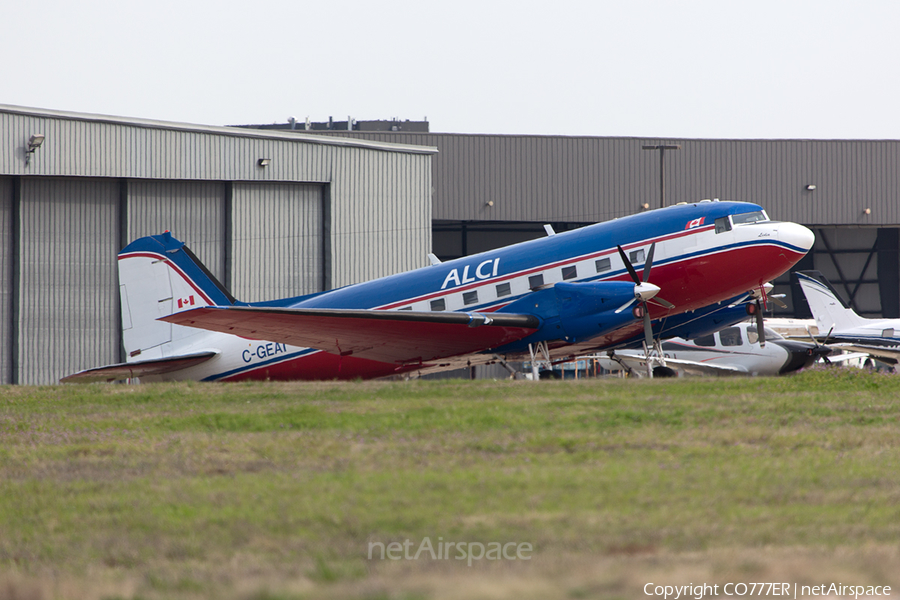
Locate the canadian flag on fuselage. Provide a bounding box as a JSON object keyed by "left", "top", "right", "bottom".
{"left": 685, "top": 217, "right": 705, "bottom": 229}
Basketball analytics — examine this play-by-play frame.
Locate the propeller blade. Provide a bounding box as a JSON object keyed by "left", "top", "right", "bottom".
{"left": 615, "top": 297, "right": 637, "bottom": 314}
{"left": 617, "top": 245, "right": 640, "bottom": 284}
{"left": 755, "top": 299, "right": 766, "bottom": 347}
{"left": 643, "top": 243, "right": 656, "bottom": 283}
{"left": 805, "top": 325, "right": 819, "bottom": 348}
{"left": 642, "top": 304, "right": 654, "bottom": 350}
{"left": 770, "top": 294, "right": 788, "bottom": 309}
{"left": 650, "top": 296, "right": 675, "bottom": 310}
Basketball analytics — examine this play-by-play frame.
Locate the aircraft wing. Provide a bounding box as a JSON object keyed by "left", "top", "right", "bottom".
{"left": 61, "top": 351, "right": 218, "bottom": 383}
{"left": 607, "top": 353, "right": 746, "bottom": 376}
{"left": 161, "top": 307, "right": 540, "bottom": 365}
{"left": 824, "top": 343, "right": 900, "bottom": 365}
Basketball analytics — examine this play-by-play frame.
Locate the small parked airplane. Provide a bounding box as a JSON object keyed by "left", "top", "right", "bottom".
{"left": 62, "top": 200, "right": 814, "bottom": 383}
{"left": 794, "top": 270, "right": 900, "bottom": 367}
{"left": 599, "top": 320, "right": 830, "bottom": 376}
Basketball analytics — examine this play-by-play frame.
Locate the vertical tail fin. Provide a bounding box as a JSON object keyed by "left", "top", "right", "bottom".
{"left": 794, "top": 270, "right": 869, "bottom": 334}
{"left": 118, "top": 232, "right": 234, "bottom": 360}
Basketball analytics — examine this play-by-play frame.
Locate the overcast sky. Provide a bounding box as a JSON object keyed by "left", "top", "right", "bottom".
{"left": 3, "top": 0, "right": 899, "bottom": 139}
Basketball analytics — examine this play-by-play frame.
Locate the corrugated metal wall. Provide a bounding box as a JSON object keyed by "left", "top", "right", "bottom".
{"left": 231, "top": 183, "right": 324, "bottom": 302}
{"left": 17, "top": 178, "right": 121, "bottom": 384}
{"left": 128, "top": 179, "right": 227, "bottom": 279}
{"left": 330, "top": 133, "right": 900, "bottom": 226}
{"left": 0, "top": 177, "right": 12, "bottom": 384}
{"left": 330, "top": 148, "right": 433, "bottom": 287}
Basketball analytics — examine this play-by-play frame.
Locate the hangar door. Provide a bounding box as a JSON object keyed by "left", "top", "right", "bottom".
{"left": 127, "top": 180, "right": 227, "bottom": 281}
{"left": 17, "top": 178, "right": 120, "bottom": 385}
{"left": 231, "top": 182, "right": 324, "bottom": 303}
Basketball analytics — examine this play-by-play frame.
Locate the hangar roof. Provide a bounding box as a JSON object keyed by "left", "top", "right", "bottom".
{"left": 0, "top": 104, "right": 437, "bottom": 155}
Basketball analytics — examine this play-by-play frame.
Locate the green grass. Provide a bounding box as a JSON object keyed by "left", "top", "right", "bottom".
{"left": 1, "top": 369, "right": 900, "bottom": 599}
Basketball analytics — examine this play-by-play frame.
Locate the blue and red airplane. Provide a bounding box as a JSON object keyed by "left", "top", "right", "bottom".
{"left": 62, "top": 200, "right": 814, "bottom": 382}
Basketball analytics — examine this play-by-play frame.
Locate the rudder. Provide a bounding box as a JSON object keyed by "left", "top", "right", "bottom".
{"left": 118, "top": 232, "right": 234, "bottom": 361}
{"left": 794, "top": 270, "right": 868, "bottom": 334}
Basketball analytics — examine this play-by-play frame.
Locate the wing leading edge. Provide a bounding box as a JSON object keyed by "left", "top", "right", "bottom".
{"left": 161, "top": 307, "right": 540, "bottom": 365}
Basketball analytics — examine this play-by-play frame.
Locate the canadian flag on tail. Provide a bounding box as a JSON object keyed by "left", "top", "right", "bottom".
{"left": 177, "top": 296, "right": 196, "bottom": 309}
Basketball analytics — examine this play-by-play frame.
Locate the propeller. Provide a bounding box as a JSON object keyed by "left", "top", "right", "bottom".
{"left": 746, "top": 282, "right": 786, "bottom": 348}
{"left": 614, "top": 242, "right": 675, "bottom": 355}
{"left": 806, "top": 325, "right": 834, "bottom": 364}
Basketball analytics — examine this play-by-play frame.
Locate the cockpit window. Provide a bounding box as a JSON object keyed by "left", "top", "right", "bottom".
{"left": 731, "top": 210, "right": 768, "bottom": 225}
{"left": 719, "top": 327, "right": 743, "bottom": 346}
{"left": 747, "top": 326, "right": 784, "bottom": 344}
{"left": 714, "top": 216, "right": 732, "bottom": 234}
{"left": 693, "top": 334, "right": 716, "bottom": 347}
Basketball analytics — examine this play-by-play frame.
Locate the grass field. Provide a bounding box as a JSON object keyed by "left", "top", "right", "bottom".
{"left": 2, "top": 369, "right": 900, "bottom": 600}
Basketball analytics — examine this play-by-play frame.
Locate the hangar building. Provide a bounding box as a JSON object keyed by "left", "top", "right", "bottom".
{"left": 1, "top": 105, "right": 436, "bottom": 384}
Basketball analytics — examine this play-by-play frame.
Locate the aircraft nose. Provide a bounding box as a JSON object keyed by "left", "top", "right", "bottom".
{"left": 776, "top": 222, "right": 815, "bottom": 253}
{"left": 774, "top": 340, "right": 822, "bottom": 374}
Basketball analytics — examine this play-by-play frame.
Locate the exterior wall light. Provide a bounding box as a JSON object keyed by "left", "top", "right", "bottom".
{"left": 25, "top": 133, "right": 45, "bottom": 165}
{"left": 805, "top": 184, "right": 816, "bottom": 191}
{"left": 257, "top": 158, "right": 271, "bottom": 168}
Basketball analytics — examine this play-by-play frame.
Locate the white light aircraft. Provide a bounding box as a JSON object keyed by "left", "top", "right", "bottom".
{"left": 599, "top": 320, "right": 830, "bottom": 377}
{"left": 794, "top": 271, "right": 900, "bottom": 367}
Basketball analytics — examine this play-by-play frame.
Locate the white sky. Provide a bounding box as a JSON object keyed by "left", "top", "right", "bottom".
{"left": 3, "top": 0, "right": 899, "bottom": 139}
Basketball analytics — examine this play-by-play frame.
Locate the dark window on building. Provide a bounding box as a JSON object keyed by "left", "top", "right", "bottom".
{"left": 562, "top": 265, "right": 577, "bottom": 280}
{"left": 528, "top": 274, "right": 544, "bottom": 289}
{"left": 629, "top": 249, "right": 645, "bottom": 264}
{"left": 463, "top": 290, "right": 478, "bottom": 305}
{"left": 595, "top": 257, "right": 611, "bottom": 273}
{"left": 715, "top": 216, "right": 732, "bottom": 234}
{"left": 430, "top": 298, "right": 446, "bottom": 311}
{"left": 694, "top": 334, "right": 716, "bottom": 347}
{"left": 496, "top": 282, "right": 511, "bottom": 297}
{"left": 719, "top": 327, "right": 743, "bottom": 346}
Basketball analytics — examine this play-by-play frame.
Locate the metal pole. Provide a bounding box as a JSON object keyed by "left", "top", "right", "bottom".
{"left": 642, "top": 144, "right": 681, "bottom": 209}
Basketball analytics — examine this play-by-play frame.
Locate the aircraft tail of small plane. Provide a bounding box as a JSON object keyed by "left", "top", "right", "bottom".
{"left": 794, "top": 270, "right": 869, "bottom": 333}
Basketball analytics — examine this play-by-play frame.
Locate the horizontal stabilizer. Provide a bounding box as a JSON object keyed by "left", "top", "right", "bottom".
{"left": 60, "top": 351, "right": 218, "bottom": 383}
{"left": 161, "top": 307, "right": 540, "bottom": 364}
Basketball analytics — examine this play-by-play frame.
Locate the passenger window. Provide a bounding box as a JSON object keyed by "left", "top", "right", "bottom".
{"left": 398, "top": 306, "right": 413, "bottom": 311}
{"left": 714, "top": 216, "right": 732, "bottom": 234}
{"left": 595, "top": 257, "right": 611, "bottom": 273}
{"left": 629, "top": 249, "right": 645, "bottom": 264}
{"left": 528, "top": 274, "right": 544, "bottom": 289}
{"left": 463, "top": 290, "right": 478, "bottom": 305}
{"left": 694, "top": 334, "right": 716, "bottom": 347}
{"left": 496, "top": 282, "right": 511, "bottom": 297}
{"left": 719, "top": 327, "right": 743, "bottom": 346}
{"left": 562, "top": 265, "right": 577, "bottom": 280}
{"left": 430, "top": 298, "right": 446, "bottom": 311}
